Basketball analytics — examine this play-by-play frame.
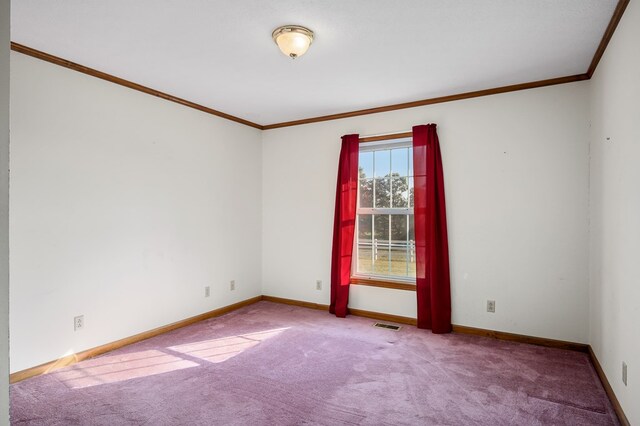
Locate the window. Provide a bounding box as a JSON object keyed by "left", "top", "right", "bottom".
{"left": 353, "top": 138, "right": 415, "bottom": 285}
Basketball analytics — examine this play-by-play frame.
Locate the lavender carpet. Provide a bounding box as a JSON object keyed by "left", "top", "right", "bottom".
{"left": 11, "top": 301, "right": 618, "bottom": 425}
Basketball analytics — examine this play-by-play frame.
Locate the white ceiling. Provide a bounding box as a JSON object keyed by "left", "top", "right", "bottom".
{"left": 11, "top": 0, "right": 617, "bottom": 126}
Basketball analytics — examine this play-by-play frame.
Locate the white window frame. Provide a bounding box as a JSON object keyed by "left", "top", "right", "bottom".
{"left": 352, "top": 137, "right": 416, "bottom": 284}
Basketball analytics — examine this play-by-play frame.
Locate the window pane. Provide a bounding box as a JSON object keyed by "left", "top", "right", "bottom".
{"left": 359, "top": 178, "right": 373, "bottom": 208}
{"left": 408, "top": 177, "right": 414, "bottom": 208}
{"left": 408, "top": 148, "right": 414, "bottom": 177}
{"left": 408, "top": 214, "right": 415, "bottom": 241}
{"left": 374, "top": 150, "right": 390, "bottom": 178}
{"left": 408, "top": 215, "right": 416, "bottom": 277}
{"left": 390, "top": 247, "right": 407, "bottom": 277}
{"left": 391, "top": 177, "right": 408, "bottom": 208}
{"left": 373, "top": 244, "right": 390, "bottom": 275}
{"left": 373, "top": 214, "right": 389, "bottom": 241}
{"left": 374, "top": 178, "right": 390, "bottom": 208}
{"left": 390, "top": 215, "right": 408, "bottom": 277}
{"left": 359, "top": 151, "right": 373, "bottom": 179}
{"left": 391, "top": 147, "right": 408, "bottom": 177}
{"left": 359, "top": 214, "right": 372, "bottom": 240}
{"left": 357, "top": 215, "right": 373, "bottom": 274}
{"left": 390, "top": 214, "right": 407, "bottom": 242}
{"left": 373, "top": 215, "right": 390, "bottom": 275}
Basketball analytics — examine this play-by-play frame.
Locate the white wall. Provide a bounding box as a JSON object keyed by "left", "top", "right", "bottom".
{"left": 9, "top": 53, "right": 262, "bottom": 372}
{"left": 589, "top": 1, "right": 640, "bottom": 423}
{"left": 0, "top": 0, "right": 10, "bottom": 422}
{"left": 262, "top": 82, "right": 591, "bottom": 343}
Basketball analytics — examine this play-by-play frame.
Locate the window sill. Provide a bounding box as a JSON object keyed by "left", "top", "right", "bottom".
{"left": 350, "top": 276, "right": 416, "bottom": 291}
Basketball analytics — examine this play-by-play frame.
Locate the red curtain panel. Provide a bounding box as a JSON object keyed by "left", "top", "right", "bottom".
{"left": 330, "top": 134, "right": 359, "bottom": 318}
{"left": 412, "top": 124, "right": 452, "bottom": 333}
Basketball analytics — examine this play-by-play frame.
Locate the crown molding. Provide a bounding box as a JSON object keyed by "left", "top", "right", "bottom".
{"left": 587, "top": 0, "right": 630, "bottom": 78}
{"left": 10, "top": 42, "right": 264, "bottom": 130}
{"left": 261, "top": 74, "right": 589, "bottom": 130}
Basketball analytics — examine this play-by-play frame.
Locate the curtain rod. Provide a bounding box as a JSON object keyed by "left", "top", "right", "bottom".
{"left": 359, "top": 131, "right": 412, "bottom": 143}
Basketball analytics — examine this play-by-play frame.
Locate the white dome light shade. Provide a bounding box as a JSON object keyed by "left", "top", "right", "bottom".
{"left": 272, "top": 25, "right": 314, "bottom": 59}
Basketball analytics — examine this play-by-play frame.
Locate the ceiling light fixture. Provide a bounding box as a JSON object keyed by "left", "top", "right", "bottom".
{"left": 272, "top": 25, "right": 314, "bottom": 59}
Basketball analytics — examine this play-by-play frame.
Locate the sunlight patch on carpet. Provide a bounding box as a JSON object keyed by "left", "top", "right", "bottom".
{"left": 53, "top": 349, "right": 199, "bottom": 389}
{"left": 168, "top": 327, "right": 290, "bottom": 363}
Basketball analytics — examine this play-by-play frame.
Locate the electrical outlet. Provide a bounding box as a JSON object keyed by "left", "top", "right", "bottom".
{"left": 74, "top": 315, "right": 84, "bottom": 331}
{"left": 623, "top": 362, "right": 627, "bottom": 386}
{"left": 486, "top": 300, "right": 496, "bottom": 313}
{"left": 230, "top": 280, "right": 235, "bottom": 291}
{"left": 204, "top": 286, "right": 210, "bottom": 298}
{"left": 316, "top": 280, "right": 322, "bottom": 290}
